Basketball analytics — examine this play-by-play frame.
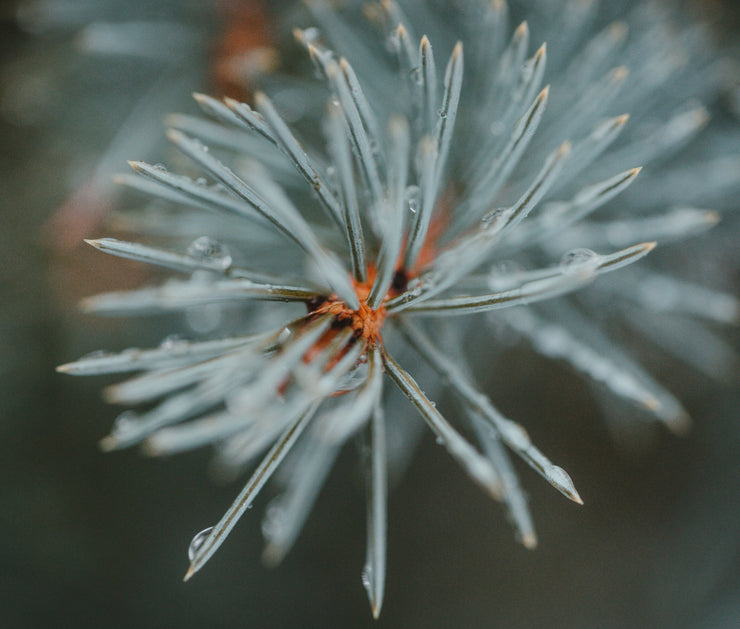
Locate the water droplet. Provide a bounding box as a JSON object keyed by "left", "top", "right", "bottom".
{"left": 493, "top": 260, "right": 523, "bottom": 276}
{"left": 159, "top": 334, "right": 186, "bottom": 350}
{"left": 438, "top": 107, "right": 448, "bottom": 119}
{"left": 262, "top": 500, "right": 287, "bottom": 540}
{"left": 547, "top": 465, "right": 581, "bottom": 503}
{"left": 409, "top": 66, "right": 422, "bottom": 85}
{"left": 80, "top": 349, "right": 111, "bottom": 360}
{"left": 489, "top": 261, "right": 524, "bottom": 290}
{"left": 112, "top": 410, "right": 137, "bottom": 435}
{"left": 187, "top": 236, "right": 232, "bottom": 271}
{"left": 153, "top": 162, "right": 167, "bottom": 172}
{"left": 361, "top": 564, "right": 372, "bottom": 591}
{"left": 195, "top": 177, "right": 207, "bottom": 186}
{"left": 188, "top": 527, "right": 214, "bottom": 561}
{"left": 490, "top": 120, "right": 505, "bottom": 136}
{"left": 336, "top": 360, "right": 369, "bottom": 392}
{"left": 501, "top": 420, "right": 530, "bottom": 450}
{"left": 559, "top": 248, "right": 600, "bottom": 274}
{"left": 520, "top": 59, "right": 535, "bottom": 84}
{"left": 312, "top": 65, "right": 326, "bottom": 81}
{"left": 186, "top": 303, "right": 223, "bottom": 334}
{"left": 384, "top": 34, "right": 400, "bottom": 54}
{"left": 302, "top": 27, "right": 320, "bottom": 43}
{"left": 325, "top": 165, "right": 338, "bottom": 190}
{"left": 189, "top": 270, "right": 214, "bottom": 285}
{"left": 405, "top": 185, "right": 420, "bottom": 214}
{"left": 481, "top": 207, "right": 508, "bottom": 229}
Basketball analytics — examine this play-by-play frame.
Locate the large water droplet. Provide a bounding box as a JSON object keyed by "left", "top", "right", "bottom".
{"left": 559, "top": 248, "right": 600, "bottom": 274}
{"left": 188, "top": 527, "right": 214, "bottom": 561}
{"left": 187, "top": 236, "right": 232, "bottom": 271}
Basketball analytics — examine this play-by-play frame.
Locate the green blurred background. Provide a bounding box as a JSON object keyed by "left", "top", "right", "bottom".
{"left": 1, "top": 1, "right": 738, "bottom": 627}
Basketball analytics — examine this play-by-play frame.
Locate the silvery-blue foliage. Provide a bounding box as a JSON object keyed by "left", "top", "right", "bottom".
{"left": 58, "top": 0, "right": 739, "bottom": 617}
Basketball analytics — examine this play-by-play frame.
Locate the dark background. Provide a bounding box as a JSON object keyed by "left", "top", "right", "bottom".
{"left": 1, "top": 1, "right": 738, "bottom": 627}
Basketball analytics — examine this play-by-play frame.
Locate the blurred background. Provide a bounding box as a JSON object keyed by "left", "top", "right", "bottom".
{"left": 0, "top": 0, "right": 738, "bottom": 627}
